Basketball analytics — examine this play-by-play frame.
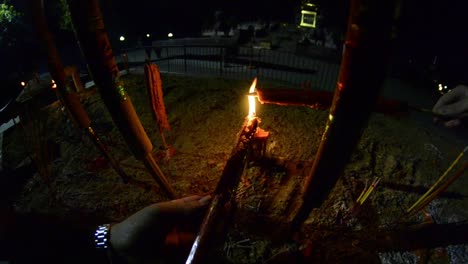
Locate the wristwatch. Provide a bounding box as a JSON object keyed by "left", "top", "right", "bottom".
{"left": 94, "top": 224, "right": 111, "bottom": 249}
{"left": 94, "top": 224, "right": 127, "bottom": 263}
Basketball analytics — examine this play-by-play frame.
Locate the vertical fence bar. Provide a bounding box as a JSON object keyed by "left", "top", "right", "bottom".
{"left": 185, "top": 46, "right": 188, "bottom": 74}
{"left": 165, "top": 47, "right": 169, "bottom": 72}
{"left": 327, "top": 63, "right": 332, "bottom": 91}
{"left": 280, "top": 52, "right": 285, "bottom": 83}
{"left": 220, "top": 47, "right": 223, "bottom": 76}
{"left": 317, "top": 60, "right": 324, "bottom": 90}
{"left": 201, "top": 47, "right": 204, "bottom": 74}
{"left": 174, "top": 47, "right": 176, "bottom": 72}
{"left": 322, "top": 63, "right": 328, "bottom": 91}
{"left": 288, "top": 52, "right": 294, "bottom": 84}
{"left": 256, "top": 48, "right": 259, "bottom": 78}
{"left": 184, "top": 45, "right": 187, "bottom": 74}
{"left": 197, "top": 47, "right": 200, "bottom": 75}
{"left": 258, "top": 49, "right": 263, "bottom": 79}
{"left": 314, "top": 60, "right": 319, "bottom": 89}
{"left": 302, "top": 57, "right": 307, "bottom": 88}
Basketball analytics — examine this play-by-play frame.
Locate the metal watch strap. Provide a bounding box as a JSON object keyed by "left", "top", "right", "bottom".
{"left": 94, "top": 224, "right": 111, "bottom": 249}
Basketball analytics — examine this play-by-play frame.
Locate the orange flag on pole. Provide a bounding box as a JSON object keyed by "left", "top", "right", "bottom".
{"left": 144, "top": 63, "right": 170, "bottom": 132}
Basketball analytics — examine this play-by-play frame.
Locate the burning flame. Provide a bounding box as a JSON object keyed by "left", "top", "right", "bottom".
{"left": 51, "top": 79, "right": 57, "bottom": 89}
{"left": 248, "top": 78, "right": 257, "bottom": 119}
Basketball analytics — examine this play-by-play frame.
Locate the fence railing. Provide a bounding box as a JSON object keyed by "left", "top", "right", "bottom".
{"left": 120, "top": 45, "right": 341, "bottom": 91}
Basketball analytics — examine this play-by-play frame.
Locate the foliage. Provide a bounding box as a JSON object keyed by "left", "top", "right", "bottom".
{"left": 0, "top": 0, "right": 22, "bottom": 46}
{"left": 58, "top": 0, "right": 72, "bottom": 31}
{"left": 0, "top": 0, "right": 20, "bottom": 24}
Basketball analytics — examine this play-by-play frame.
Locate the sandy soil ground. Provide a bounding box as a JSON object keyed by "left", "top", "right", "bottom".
{"left": 2, "top": 73, "right": 467, "bottom": 263}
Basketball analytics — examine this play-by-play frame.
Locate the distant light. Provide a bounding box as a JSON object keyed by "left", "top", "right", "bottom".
{"left": 168, "top": 32, "right": 173, "bottom": 38}
{"left": 51, "top": 79, "right": 57, "bottom": 89}
{"left": 119, "top": 36, "right": 125, "bottom": 41}
{"left": 20, "top": 81, "right": 26, "bottom": 87}
{"left": 300, "top": 10, "right": 317, "bottom": 28}
{"left": 438, "top": 83, "right": 442, "bottom": 88}
{"left": 438, "top": 87, "right": 442, "bottom": 91}
{"left": 444, "top": 86, "right": 448, "bottom": 89}
{"left": 146, "top": 33, "right": 150, "bottom": 38}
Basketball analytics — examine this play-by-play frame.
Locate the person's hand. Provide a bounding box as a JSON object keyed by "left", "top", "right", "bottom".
{"left": 433, "top": 85, "right": 468, "bottom": 128}
{"left": 110, "top": 195, "right": 211, "bottom": 263}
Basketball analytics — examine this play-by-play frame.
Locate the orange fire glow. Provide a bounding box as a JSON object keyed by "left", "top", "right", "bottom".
{"left": 248, "top": 78, "right": 257, "bottom": 118}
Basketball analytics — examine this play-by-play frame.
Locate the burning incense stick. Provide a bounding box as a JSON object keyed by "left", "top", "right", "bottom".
{"left": 408, "top": 105, "right": 453, "bottom": 119}
{"left": 407, "top": 146, "right": 468, "bottom": 215}
{"left": 356, "top": 177, "right": 381, "bottom": 205}
{"left": 407, "top": 161, "right": 468, "bottom": 216}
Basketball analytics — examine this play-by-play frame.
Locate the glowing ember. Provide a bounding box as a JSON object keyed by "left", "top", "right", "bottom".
{"left": 51, "top": 79, "right": 57, "bottom": 89}
{"left": 248, "top": 78, "right": 257, "bottom": 118}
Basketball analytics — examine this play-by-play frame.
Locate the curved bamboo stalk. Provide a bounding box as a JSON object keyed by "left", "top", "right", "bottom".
{"left": 67, "top": 0, "right": 175, "bottom": 198}
{"left": 30, "top": 0, "right": 130, "bottom": 183}
{"left": 291, "top": 0, "right": 398, "bottom": 228}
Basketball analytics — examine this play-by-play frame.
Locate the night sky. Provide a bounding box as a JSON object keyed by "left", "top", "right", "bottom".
{"left": 8, "top": 0, "right": 467, "bottom": 49}
{"left": 100, "top": 0, "right": 302, "bottom": 38}
{"left": 3, "top": 0, "right": 468, "bottom": 83}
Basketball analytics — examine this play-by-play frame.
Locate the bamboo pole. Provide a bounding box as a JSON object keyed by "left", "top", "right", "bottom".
{"left": 291, "top": 0, "right": 398, "bottom": 228}
{"left": 66, "top": 0, "right": 175, "bottom": 198}
{"left": 255, "top": 88, "right": 409, "bottom": 116}
{"left": 64, "top": 66, "right": 84, "bottom": 93}
{"left": 186, "top": 117, "right": 259, "bottom": 264}
{"left": 30, "top": 0, "right": 130, "bottom": 183}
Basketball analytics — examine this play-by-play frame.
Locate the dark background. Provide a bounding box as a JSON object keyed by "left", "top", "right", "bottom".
{"left": 1, "top": 0, "right": 468, "bottom": 93}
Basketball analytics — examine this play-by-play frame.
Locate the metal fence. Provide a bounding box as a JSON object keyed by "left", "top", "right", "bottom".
{"left": 120, "top": 45, "right": 341, "bottom": 91}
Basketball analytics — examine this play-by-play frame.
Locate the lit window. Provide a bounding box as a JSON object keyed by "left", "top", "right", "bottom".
{"left": 300, "top": 10, "right": 317, "bottom": 28}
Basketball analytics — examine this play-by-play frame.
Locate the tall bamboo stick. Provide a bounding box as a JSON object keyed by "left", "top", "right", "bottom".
{"left": 30, "top": 0, "right": 130, "bottom": 183}
{"left": 291, "top": 0, "right": 399, "bottom": 228}
{"left": 186, "top": 117, "right": 259, "bottom": 264}
{"left": 66, "top": 0, "right": 175, "bottom": 198}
